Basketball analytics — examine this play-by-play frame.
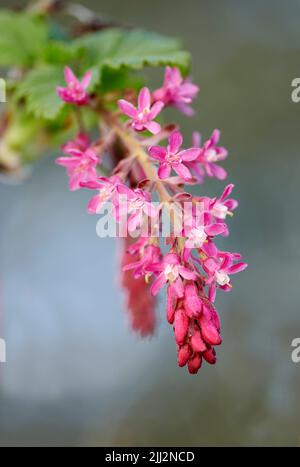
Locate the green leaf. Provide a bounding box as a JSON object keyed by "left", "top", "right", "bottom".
{"left": 16, "top": 66, "right": 65, "bottom": 120}
{"left": 104, "top": 29, "right": 190, "bottom": 71}
{"left": 74, "top": 28, "right": 191, "bottom": 88}
{"left": 0, "top": 11, "right": 48, "bottom": 66}
{"left": 10, "top": 27, "right": 191, "bottom": 121}
{"left": 42, "top": 41, "right": 79, "bottom": 65}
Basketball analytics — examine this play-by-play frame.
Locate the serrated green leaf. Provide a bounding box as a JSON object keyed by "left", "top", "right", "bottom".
{"left": 104, "top": 29, "right": 190, "bottom": 71}
{"left": 9, "top": 27, "right": 191, "bottom": 122}
{"left": 0, "top": 11, "right": 48, "bottom": 66}
{"left": 16, "top": 66, "right": 65, "bottom": 120}
{"left": 73, "top": 28, "right": 191, "bottom": 88}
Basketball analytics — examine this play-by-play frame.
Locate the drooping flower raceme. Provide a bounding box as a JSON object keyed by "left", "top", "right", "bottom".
{"left": 55, "top": 65, "right": 247, "bottom": 375}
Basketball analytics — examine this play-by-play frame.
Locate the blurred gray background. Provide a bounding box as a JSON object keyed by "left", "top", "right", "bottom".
{"left": 0, "top": 0, "right": 300, "bottom": 447}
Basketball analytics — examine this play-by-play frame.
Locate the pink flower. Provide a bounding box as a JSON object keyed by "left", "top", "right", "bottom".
{"left": 149, "top": 253, "right": 197, "bottom": 298}
{"left": 153, "top": 67, "right": 199, "bottom": 116}
{"left": 62, "top": 132, "right": 89, "bottom": 154}
{"left": 184, "top": 222, "right": 227, "bottom": 256}
{"left": 123, "top": 243, "right": 161, "bottom": 278}
{"left": 118, "top": 87, "right": 164, "bottom": 134}
{"left": 184, "top": 132, "right": 205, "bottom": 183}
{"left": 208, "top": 184, "right": 238, "bottom": 230}
{"left": 149, "top": 130, "right": 199, "bottom": 180}
{"left": 117, "top": 186, "right": 158, "bottom": 232}
{"left": 56, "top": 139, "right": 99, "bottom": 191}
{"left": 57, "top": 67, "right": 92, "bottom": 106}
{"left": 197, "top": 130, "right": 228, "bottom": 180}
{"left": 204, "top": 251, "right": 248, "bottom": 301}
{"left": 80, "top": 175, "right": 123, "bottom": 214}
{"left": 187, "top": 130, "right": 228, "bottom": 181}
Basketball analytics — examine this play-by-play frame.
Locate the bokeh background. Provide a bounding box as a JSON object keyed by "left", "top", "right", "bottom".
{"left": 0, "top": 0, "right": 300, "bottom": 447}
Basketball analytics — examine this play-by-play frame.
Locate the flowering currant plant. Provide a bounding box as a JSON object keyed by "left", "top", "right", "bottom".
{"left": 0, "top": 1, "right": 247, "bottom": 374}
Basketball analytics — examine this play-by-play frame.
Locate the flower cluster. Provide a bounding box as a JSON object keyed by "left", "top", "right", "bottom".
{"left": 56, "top": 65, "right": 247, "bottom": 374}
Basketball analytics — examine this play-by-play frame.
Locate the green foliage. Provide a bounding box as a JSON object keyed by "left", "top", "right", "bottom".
{"left": 0, "top": 11, "right": 48, "bottom": 66}
{"left": 10, "top": 25, "right": 190, "bottom": 121}
{"left": 0, "top": 8, "right": 192, "bottom": 172}
{"left": 16, "top": 66, "right": 65, "bottom": 120}
{"left": 74, "top": 28, "right": 190, "bottom": 84}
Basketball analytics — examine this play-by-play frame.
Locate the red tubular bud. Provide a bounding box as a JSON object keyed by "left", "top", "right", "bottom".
{"left": 184, "top": 284, "right": 202, "bottom": 318}
{"left": 166, "top": 285, "right": 176, "bottom": 324}
{"left": 190, "top": 330, "right": 207, "bottom": 353}
{"left": 203, "top": 347, "right": 217, "bottom": 365}
{"left": 177, "top": 344, "right": 192, "bottom": 367}
{"left": 200, "top": 319, "right": 222, "bottom": 346}
{"left": 188, "top": 353, "right": 202, "bottom": 374}
{"left": 174, "top": 309, "right": 189, "bottom": 345}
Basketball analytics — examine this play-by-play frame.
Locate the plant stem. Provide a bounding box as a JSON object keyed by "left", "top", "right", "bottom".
{"left": 102, "top": 115, "right": 172, "bottom": 203}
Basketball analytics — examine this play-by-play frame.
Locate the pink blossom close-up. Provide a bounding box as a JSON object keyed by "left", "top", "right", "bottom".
{"left": 55, "top": 137, "right": 99, "bottom": 191}
{"left": 118, "top": 87, "right": 164, "bottom": 134}
{"left": 57, "top": 66, "right": 92, "bottom": 106}
{"left": 153, "top": 66, "right": 199, "bottom": 116}
{"left": 149, "top": 130, "right": 200, "bottom": 180}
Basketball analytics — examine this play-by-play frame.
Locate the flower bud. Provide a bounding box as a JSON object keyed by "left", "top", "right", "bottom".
{"left": 178, "top": 344, "right": 192, "bottom": 367}
{"left": 174, "top": 309, "right": 189, "bottom": 345}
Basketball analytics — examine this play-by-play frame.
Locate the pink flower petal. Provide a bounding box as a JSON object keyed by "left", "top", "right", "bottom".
{"left": 143, "top": 121, "right": 161, "bottom": 135}
{"left": 173, "top": 163, "right": 192, "bottom": 180}
{"left": 158, "top": 162, "right": 171, "bottom": 179}
{"left": 205, "top": 223, "right": 226, "bottom": 236}
{"left": 149, "top": 146, "right": 167, "bottom": 161}
{"left": 80, "top": 180, "right": 101, "bottom": 189}
{"left": 151, "top": 273, "right": 167, "bottom": 296}
{"left": 204, "top": 258, "right": 218, "bottom": 273}
{"left": 201, "top": 240, "right": 218, "bottom": 257}
{"left": 118, "top": 99, "right": 138, "bottom": 118}
{"left": 220, "top": 184, "right": 234, "bottom": 201}
{"left": 55, "top": 156, "right": 80, "bottom": 167}
{"left": 64, "top": 66, "right": 77, "bottom": 85}
{"left": 227, "top": 262, "right": 248, "bottom": 274}
{"left": 178, "top": 266, "right": 196, "bottom": 280}
{"left": 168, "top": 131, "right": 183, "bottom": 153}
{"left": 224, "top": 199, "right": 238, "bottom": 210}
{"left": 138, "top": 87, "right": 151, "bottom": 111}
{"left": 209, "top": 164, "right": 227, "bottom": 180}
{"left": 148, "top": 101, "right": 164, "bottom": 119}
{"left": 175, "top": 102, "right": 195, "bottom": 117}
{"left": 69, "top": 172, "right": 81, "bottom": 191}
{"left": 180, "top": 82, "right": 199, "bottom": 97}
{"left": 81, "top": 70, "right": 92, "bottom": 89}
{"left": 179, "top": 148, "right": 200, "bottom": 162}
{"left": 220, "top": 254, "right": 232, "bottom": 270}
{"left": 87, "top": 195, "right": 101, "bottom": 214}
{"left": 210, "top": 129, "right": 221, "bottom": 145}
{"left": 192, "top": 131, "right": 201, "bottom": 148}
